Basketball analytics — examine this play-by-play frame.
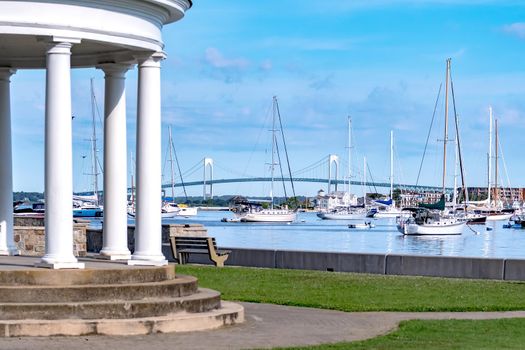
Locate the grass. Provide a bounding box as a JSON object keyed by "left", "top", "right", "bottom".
{"left": 176, "top": 265, "right": 525, "bottom": 312}
{"left": 278, "top": 318, "right": 525, "bottom": 349}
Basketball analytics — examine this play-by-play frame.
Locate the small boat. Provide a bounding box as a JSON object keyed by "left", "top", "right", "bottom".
{"left": 348, "top": 222, "right": 375, "bottom": 229}
{"left": 73, "top": 203, "right": 103, "bottom": 218}
{"left": 503, "top": 215, "right": 525, "bottom": 229}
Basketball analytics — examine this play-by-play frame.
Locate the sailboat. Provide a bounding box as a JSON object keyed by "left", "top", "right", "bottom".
{"left": 161, "top": 125, "right": 198, "bottom": 218}
{"left": 373, "top": 131, "right": 409, "bottom": 218}
{"left": 397, "top": 58, "right": 466, "bottom": 235}
{"left": 468, "top": 108, "right": 513, "bottom": 221}
{"left": 230, "top": 97, "right": 296, "bottom": 223}
{"left": 317, "top": 117, "right": 367, "bottom": 220}
{"left": 73, "top": 78, "right": 103, "bottom": 218}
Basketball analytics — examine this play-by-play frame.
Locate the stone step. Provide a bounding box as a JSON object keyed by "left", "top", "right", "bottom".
{"left": 0, "top": 275, "right": 198, "bottom": 303}
{"left": 0, "top": 264, "right": 175, "bottom": 286}
{"left": 0, "top": 301, "right": 244, "bottom": 337}
{"left": 0, "top": 288, "right": 221, "bottom": 320}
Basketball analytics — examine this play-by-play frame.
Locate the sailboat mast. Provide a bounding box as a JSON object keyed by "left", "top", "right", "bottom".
{"left": 270, "top": 96, "right": 277, "bottom": 209}
{"left": 488, "top": 106, "right": 493, "bottom": 205}
{"left": 363, "top": 156, "right": 367, "bottom": 204}
{"left": 495, "top": 118, "right": 499, "bottom": 204}
{"left": 347, "top": 116, "right": 352, "bottom": 195}
{"left": 442, "top": 58, "right": 451, "bottom": 195}
{"left": 390, "top": 130, "right": 394, "bottom": 200}
{"left": 90, "top": 78, "right": 99, "bottom": 205}
{"left": 453, "top": 128, "right": 458, "bottom": 209}
{"left": 168, "top": 125, "right": 176, "bottom": 202}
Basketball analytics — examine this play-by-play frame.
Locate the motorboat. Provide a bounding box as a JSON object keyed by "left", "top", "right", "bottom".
{"left": 348, "top": 222, "right": 375, "bottom": 229}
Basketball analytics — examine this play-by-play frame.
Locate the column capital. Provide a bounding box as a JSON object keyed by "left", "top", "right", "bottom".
{"left": 135, "top": 51, "right": 166, "bottom": 68}
{"left": 40, "top": 36, "right": 81, "bottom": 55}
{"left": 0, "top": 68, "right": 16, "bottom": 82}
{"left": 97, "top": 63, "right": 134, "bottom": 79}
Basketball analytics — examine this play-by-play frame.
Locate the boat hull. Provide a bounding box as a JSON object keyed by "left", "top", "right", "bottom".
{"left": 485, "top": 213, "right": 513, "bottom": 221}
{"left": 397, "top": 221, "right": 465, "bottom": 235}
{"left": 373, "top": 211, "right": 410, "bottom": 219}
{"left": 239, "top": 211, "right": 296, "bottom": 223}
{"left": 317, "top": 211, "right": 367, "bottom": 220}
{"left": 73, "top": 208, "right": 103, "bottom": 218}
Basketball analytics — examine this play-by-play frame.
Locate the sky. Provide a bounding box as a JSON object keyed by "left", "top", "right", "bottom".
{"left": 9, "top": 0, "right": 525, "bottom": 198}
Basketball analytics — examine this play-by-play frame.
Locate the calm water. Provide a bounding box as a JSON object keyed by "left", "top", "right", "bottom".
{"left": 91, "top": 211, "right": 525, "bottom": 259}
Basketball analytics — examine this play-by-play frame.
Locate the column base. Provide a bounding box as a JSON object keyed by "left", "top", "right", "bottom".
{"left": 127, "top": 259, "right": 168, "bottom": 267}
{"left": 0, "top": 248, "right": 20, "bottom": 256}
{"left": 96, "top": 253, "right": 132, "bottom": 261}
{"left": 34, "top": 261, "right": 85, "bottom": 269}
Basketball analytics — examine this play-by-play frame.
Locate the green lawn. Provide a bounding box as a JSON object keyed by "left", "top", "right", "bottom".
{"left": 278, "top": 318, "right": 525, "bottom": 349}
{"left": 176, "top": 265, "right": 525, "bottom": 312}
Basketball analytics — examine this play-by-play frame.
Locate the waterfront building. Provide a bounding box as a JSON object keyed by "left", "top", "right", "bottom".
{"left": 0, "top": 0, "right": 192, "bottom": 268}
{"left": 315, "top": 189, "right": 358, "bottom": 210}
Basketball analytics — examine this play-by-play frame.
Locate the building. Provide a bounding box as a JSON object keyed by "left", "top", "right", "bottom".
{"left": 315, "top": 189, "right": 358, "bottom": 210}
{"left": 0, "top": 0, "right": 192, "bottom": 268}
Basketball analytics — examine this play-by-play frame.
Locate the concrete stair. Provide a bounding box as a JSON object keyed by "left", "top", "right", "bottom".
{"left": 0, "top": 258, "right": 244, "bottom": 336}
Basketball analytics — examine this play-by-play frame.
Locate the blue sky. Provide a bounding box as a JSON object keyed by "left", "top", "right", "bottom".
{"left": 9, "top": 0, "right": 525, "bottom": 198}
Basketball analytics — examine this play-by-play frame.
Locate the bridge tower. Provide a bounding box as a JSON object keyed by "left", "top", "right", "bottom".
{"left": 328, "top": 154, "right": 339, "bottom": 193}
{"left": 203, "top": 157, "right": 214, "bottom": 200}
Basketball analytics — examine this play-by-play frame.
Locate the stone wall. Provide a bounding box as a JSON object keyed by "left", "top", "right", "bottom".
{"left": 13, "top": 215, "right": 88, "bottom": 257}
{"left": 86, "top": 223, "right": 208, "bottom": 253}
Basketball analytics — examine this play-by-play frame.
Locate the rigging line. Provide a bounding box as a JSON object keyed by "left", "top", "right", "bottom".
{"left": 170, "top": 135, "right": 188, "bottom": 201}
{"left": 275, "top": 97, "right": 296, "bottom": 198}
{"left": 241, "top": 102, "right": 273, "bottom": 178}
{"left": 365, "top": 162, "right": 378, "bottom": 194}
{"left": 274, "top": 133, "right": 288, "bottom": 199}
{"left": 450, "top": 78, "right": 468, "bottom": 203}
{"left": 416, "top": 83, "right": 442, "bottom": 187}
{"left": 161, "top": 137, "right": 171, "bottom": 184}
{"left": 497, "top": 137, "right": 513, "bottom": 204}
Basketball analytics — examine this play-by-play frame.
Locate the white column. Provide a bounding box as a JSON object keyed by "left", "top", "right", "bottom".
{"left": 98, "top": 64, "right": 132, "bottom": 260}
{"left": 129, "top": 53, "right": 167, "bottom": 266}
{"left": 36, "top": 39, "right": 84, "bottom": 269}
{"left": 0, "top": 68, "right": 18, "bottom": 256}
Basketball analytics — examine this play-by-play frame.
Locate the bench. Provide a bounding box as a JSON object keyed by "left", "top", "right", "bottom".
{"left": 169, "top": 236, "right": 231, "bottom": 267}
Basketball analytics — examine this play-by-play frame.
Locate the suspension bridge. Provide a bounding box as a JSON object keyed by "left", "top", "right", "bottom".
{"left": 77, "top": 154, "right": 450, "bottom": 197}
{"left": 158, "top": 155, "right": 451, "bottom": 199}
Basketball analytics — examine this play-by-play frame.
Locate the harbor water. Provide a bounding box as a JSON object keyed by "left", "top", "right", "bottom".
{"left": 90, "top": 211, "right": 525, "bottom": 259}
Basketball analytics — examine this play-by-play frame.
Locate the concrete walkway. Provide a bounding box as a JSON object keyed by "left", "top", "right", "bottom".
{"left": 1, "top": 302, "right": 525, "bottom": 349}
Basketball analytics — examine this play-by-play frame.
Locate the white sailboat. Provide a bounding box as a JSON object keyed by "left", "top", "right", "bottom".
{"left": 317, "top": 117, "right": 367, "bottom": 220}
{"left": 73, "top": 78, "right": 103, "bottom": 218}
{"left": 373, "top": 131, "right": 409, "bottom": 219}
{"left": 471, "top": 108, "right": 513, "bottom": 221}
{"left": 397, "top": 58, "right": 465, "bottom": 235}
{"left": 161, "top": 125, "right": 198, "bottom": 218}
{"left": 231, "top": 97, "right": 296, "bottom": 223}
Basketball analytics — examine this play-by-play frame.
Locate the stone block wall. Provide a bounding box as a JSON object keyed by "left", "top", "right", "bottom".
{"left": 86, "top": 223, "right": 208, "bottom": 253}
{"left": 13, "top": 215, "right": 88, "bottom": 257}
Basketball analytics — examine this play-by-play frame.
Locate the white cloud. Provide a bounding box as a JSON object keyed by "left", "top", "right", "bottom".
{"left": 204, "top": 47, "right": 249, "bottom": 69}
{"left": 503, "top": 22, "right": 525, "bottom": 39}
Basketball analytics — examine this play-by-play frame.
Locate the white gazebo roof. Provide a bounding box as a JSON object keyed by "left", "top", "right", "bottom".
{"left": 0, "top": 0, "right": 192, "bottom": 68}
